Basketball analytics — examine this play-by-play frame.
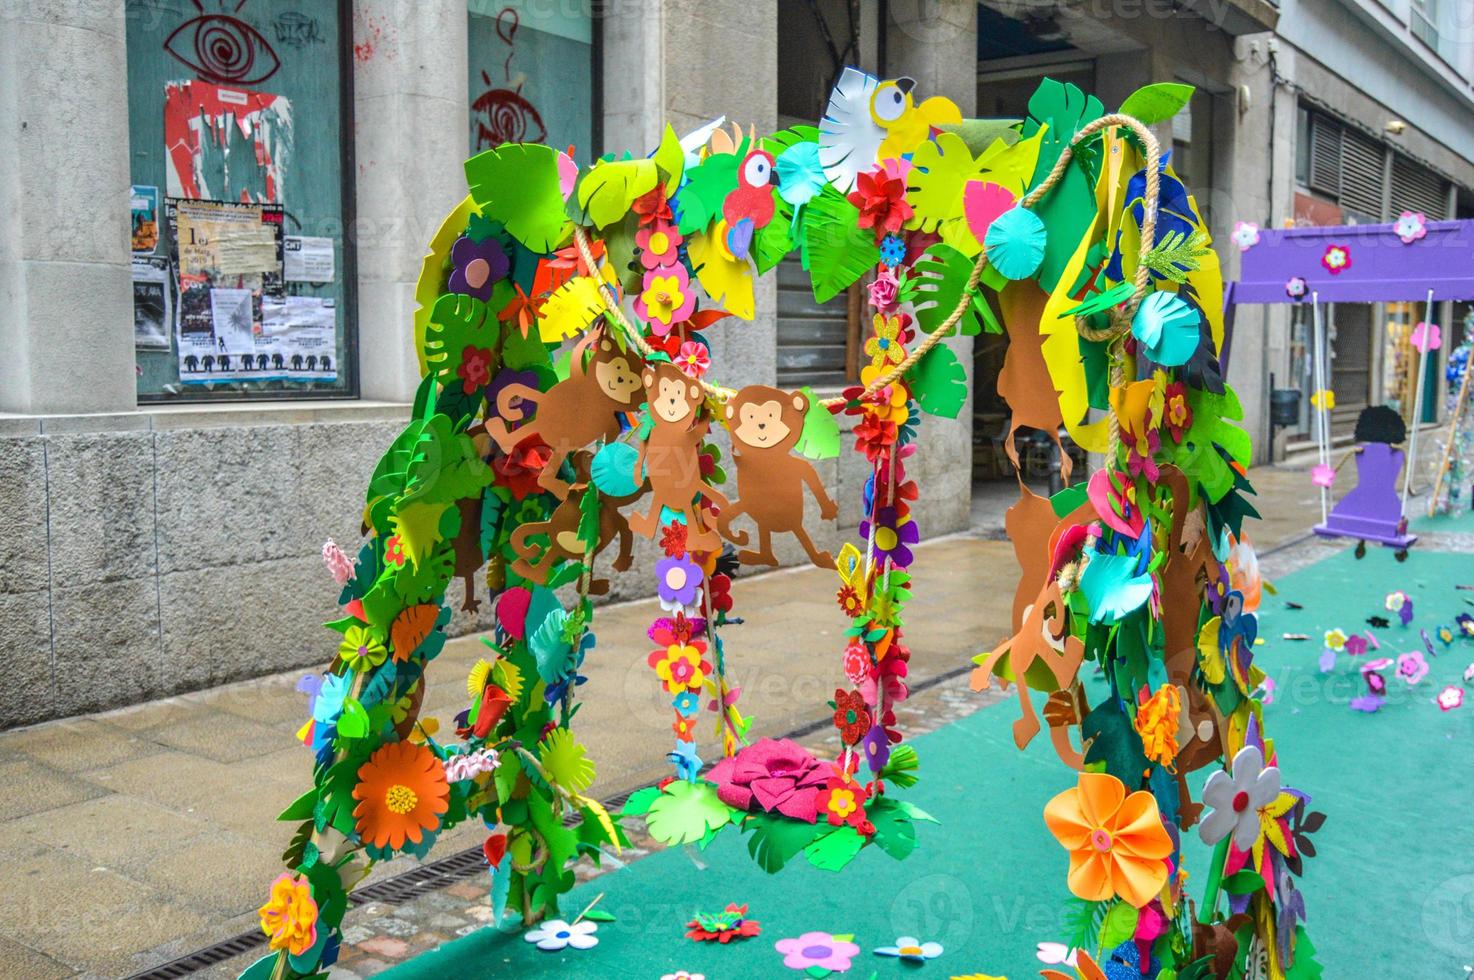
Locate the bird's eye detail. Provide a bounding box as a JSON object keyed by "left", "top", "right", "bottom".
{"left": 164, "top": 13, "right": 281, "bottom": 86}
{"left": 743, "top": 155, "right": 771, "bottom": 186}
{"left": 873, "top": 85, "right": 906, "bottom": 122}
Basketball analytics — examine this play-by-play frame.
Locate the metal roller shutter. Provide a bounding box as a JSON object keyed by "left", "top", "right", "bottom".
{"left": 1390, "top": 154, "right": 1449, "bottom": 219}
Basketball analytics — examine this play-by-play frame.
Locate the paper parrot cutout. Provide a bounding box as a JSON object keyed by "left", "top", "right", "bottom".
{"left": 722, "top": 149, "right": 779, "bottom": 259}
{"left": 819, "top": 67, "right": 962, "bottom": 190}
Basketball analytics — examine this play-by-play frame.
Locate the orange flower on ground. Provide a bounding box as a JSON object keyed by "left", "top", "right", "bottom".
{"left": 352, "top": 741, "right": 450, "bottom": 850}
{"left": 258, "top": 873, "right": 318, "bottom": 956}
{"left": 1134, "top": 684, "right": 1181, "bottom": 769}
{"left": 1043, "top": 771, "right": 1173, "bottom": 908}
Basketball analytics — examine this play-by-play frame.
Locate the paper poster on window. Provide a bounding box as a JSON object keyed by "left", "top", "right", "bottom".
{"left": 284, "top": 236, "right": 335, "bottom": 282}
{"left": 164, "top": 79, "right": 292, "bottom": 204}
{"left": 132, "top": 257, "right": 172, "bottom": 350}
{"left": 261, "top": 296, "right": 339, "bottom": 380}
{"left": 131, "top": 185, "right": 160, "bottom": 254}
{"left": 168, "top": 197, "right": 287, "bottom": 383}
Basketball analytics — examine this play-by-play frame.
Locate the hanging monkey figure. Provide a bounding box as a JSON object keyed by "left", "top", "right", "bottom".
{"left": 508, "top": 450, "right": 644, "bottom": 594}
{"left": 483, "top": 327, "right": 644, "bottom": 499}
{"left": 718, "top": 385, "right": 838, "bottom": 568}
{"left": 629, "top": 362, "right": 728, "bottom": 551}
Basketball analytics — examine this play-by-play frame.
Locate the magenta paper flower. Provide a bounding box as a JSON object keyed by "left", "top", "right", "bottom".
{"left": 1394, "top": 210, "right": 1427, "bottom": 244}
{"left": 637, "top": 222, "right": 682, "bottom": 270}
{"left": 774, "top": 932, "right": 860, "bottom": 972}
{"left": 1396, "top": 651, "right": 1429, "bottom": 684}
{"left": 1310, "top": 464, "right": 1335, "bottom": 488}
{"left": 860, "top": 506, "right": 919, "bottom": 568}
{"left": 706, "top": 738, "right": 828, "bottom": 822}
{"left": 1437, "top": 685, "right": 1464, "bottom": 711}
{"left": 868, "top": 268, "right": 900, "bottom": 313}
{"left": 1344, "top": 634, "right": 1368, "bottom": 657}
{"left": 448, "top": 235, "right": 509, "bottom": 300}
{"left": 1410, "top": 321, "right": 1442, "bottom": 354}
{"left": 1361, "top": 657, "right": 1392, "bottom": 697}
{"left": 1321, "top": 244, "right": 1351, "bottom": 274}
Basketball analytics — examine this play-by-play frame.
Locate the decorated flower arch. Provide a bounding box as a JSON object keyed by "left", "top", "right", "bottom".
{"left": 246, "top": 68, "right": 1321, "bottom": 980}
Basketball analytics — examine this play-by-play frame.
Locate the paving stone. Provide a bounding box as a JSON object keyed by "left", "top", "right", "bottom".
{"left": 115, "top": 829, "right": 284, "bottom": 919}
{"left": 0, "top": 933, "right": 73, "bottom": 980}
{"left": 143, "top": 711, "right": 288, "bottom": 763}
{"left": 0, "top": 758, "right": 107, "bottom": 821}
{"left": 2, "top": 792, "right": 206, "bottom": 867}
{"left": 3, "top": 717, "right": 159, "bottom": 773}
{"left": 358, "top": 936, "right": 410, "bottom": 959}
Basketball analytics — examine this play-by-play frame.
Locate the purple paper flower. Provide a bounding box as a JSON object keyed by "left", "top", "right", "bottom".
{"left": 774, "top": 932, "right": 860, "bottom": 972}
{"left": 1385, "top": 590, "right": 1413, "bottom": 626}
{"left": 706, "top": 738, "right": 827, "bottom": 822}
{"left": 1459, "top": 613, "right": 1474, "bottom": 638}
{"left": 860, "top": 506, "right": 920, "bottom": 568}
{"left": 448, "top": 235, "right": 510, "bottom": 300}
{"left": 656, "top": 555, "right": 704, "bottom": 609}
{"left": 1317, "top": 647, "right": 1336, "bottom": 673}
{"left": 862, "top": 723, "right": 890, "bottom": 773}
{"left": 1350, "top": 694, "right": 1384, "bottom": 713}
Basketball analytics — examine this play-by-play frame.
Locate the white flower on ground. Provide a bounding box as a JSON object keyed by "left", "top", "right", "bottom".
{"left": 523, "top": 919, "right": 598, "bottom": 951}
{"left": 1198, "top": 745, "right": 1281, "bottom": 850}
{"left": 874, "top": 936, "right": 944, "bottom": 961}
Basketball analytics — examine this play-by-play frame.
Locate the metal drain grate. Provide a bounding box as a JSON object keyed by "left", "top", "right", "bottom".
{"left": 350, "top": 842, "right": 489, "bottom": 906}
{"left": 125, "top": 929, "right": 266, "bottom": 980}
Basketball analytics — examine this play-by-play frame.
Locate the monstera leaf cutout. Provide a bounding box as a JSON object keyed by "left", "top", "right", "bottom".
{"left": 801, "top": 185, "right": 880, "bottom": 303}
{"left": 464, "top": 143, "right": 572, "bottom": 252}
{"left": 644, "top": 780, "right": 733, "bottom": 845}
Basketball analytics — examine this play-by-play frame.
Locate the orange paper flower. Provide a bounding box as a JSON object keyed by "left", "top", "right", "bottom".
{"left": 1043, "top": 771, "right": 1172, "bottom": 908}
{"left": 258, "top": 873, "right": 318, "bottom": 956}
{"left": 352, "top": 741, "right": 450, "bottom": 849}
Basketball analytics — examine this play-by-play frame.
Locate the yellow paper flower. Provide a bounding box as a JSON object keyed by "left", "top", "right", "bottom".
{"left": 864, "top": 314, "right": 906, "bottom": 369}
{"left": 859, "top": 363, "right": 910, "bottom": 425}
{"left": 1310, "top": 388, "right": 1335, "bottom": 411}
{"left": 835, "top": 542, "right": 866, "bottom": 593}
{"left": 259, "top": 873, "right": 318, "bottom": 956}
{"left": 339, "top": 625, "right": 387, "bottom": 672}
{"left": 1197, "top": 617, "right": 1225, "bottom": 684}
{"left": 1044, "top": 771, "right": 1173, "bottom": 908}
{"left": 649, "top": 643, "right": 710, "bottom": 695}
{"left": 1323, "top": 628, "right": 1346, "bottom": 651}
{"left": 1134, "top": 684, "right": 1181, "bottom": 769}
{"left": 639, "top": 273, "right": 688, "bottom": 327}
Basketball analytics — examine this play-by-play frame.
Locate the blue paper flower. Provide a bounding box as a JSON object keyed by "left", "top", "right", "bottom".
{"left": 776, "top": 142, "right": 826, "bottom": 209}
{"left": 983, "top": 206, "right": 1047, "bottom": 280}
{"left": 879, "top": 234, "right": 906, "bottom": 267}
{"left": 672, "top": 690, "right": 700, "bottom": 717}
{"left": 1132, "top": 291, "right": 1202, "bottom": 366}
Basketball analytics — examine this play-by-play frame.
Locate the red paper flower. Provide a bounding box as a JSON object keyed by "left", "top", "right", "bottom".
{"left": 685, "top": 903, "right": 761, "bottom": 943}
{"left": 837, "top": 584, "right": 864, "bottom": 617}
{"left": 832, "top": 688, "right": 872, "bottom": 745}
{"left": 816, "top": 764, "right": 871, "bottom": 830}
{"left": 1164, "top": 381, "right": 1192, "bottom": 443}
{"left": 854, "top": 416, "right": 897, "bottom": 462}
{"left": 493, "top": 442, "right": 551, "bottom": 500}
{"left": 842, "top": 638, "right": 871, "bottom": 686}
{"left": 708, "top": 572, "right": 733, "bottom": 613}
{"left": 632, "top": 185, "right": 673, "bottom": 227}
{"left": 457, "top": 346, "right": 495, "bottom": 394}
{"left": 847, "top": 167, "right": 914, "bottom": 241}
{"left": 660, "top": 521, "right": 688, "bottom": 558}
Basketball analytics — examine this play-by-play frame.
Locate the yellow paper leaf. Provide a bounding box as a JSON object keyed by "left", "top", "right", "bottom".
{"left": 573, "top": 793, "right": 623, "bottom": 854}
{"left": 688, "top": 227, "right": 755, "bottom": 319}
{"left": 904, "top": 131, "right": 983, "bottom": 233}
{"left": 389, "top": 500, "right": 450, "bottom": 571}
{"left": 492, "top": 659, "right": 524, "bottom": 703}
{"left": 538, "top": 275, "right": 609, "bottom": 343}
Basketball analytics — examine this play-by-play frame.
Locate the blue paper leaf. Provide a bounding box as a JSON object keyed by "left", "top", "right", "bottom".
{"left": 1079, "top": 552, "right": 1154, "bottom": 623}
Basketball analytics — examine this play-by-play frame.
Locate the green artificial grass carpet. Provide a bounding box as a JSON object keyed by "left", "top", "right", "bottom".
{"left": 1411, "top": 501, "right": 1474, "bottom": 533}
{"left": 383, "top": 546, "right": 1474, "bottom": 979}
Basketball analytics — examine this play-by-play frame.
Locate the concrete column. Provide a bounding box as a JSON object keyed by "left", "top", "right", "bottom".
{"left": 352, "top": 0, "right": 469, "bottom": 403}
{"left": 886, "top": 0, "right": 979, "bottom": 534}
{"left": 0, "top": 0, "right": 135, "bottom": 414}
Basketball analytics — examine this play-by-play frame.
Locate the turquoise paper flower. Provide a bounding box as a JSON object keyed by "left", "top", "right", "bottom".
{"left": 1131, "top": 291, "right": 1202, "bottom": 366}
{"left": 983, "top": 205, "right": 1046, "bottom": 280}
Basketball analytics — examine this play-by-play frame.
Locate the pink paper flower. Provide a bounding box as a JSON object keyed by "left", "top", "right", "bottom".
{"left": 1321, "top": 244, "right": 1351, "bottom": 274}
{"left": 1436, "top": 685, "right": 1464, "bottom": 711}
{"left": 774, "top": 932, "right": 860, "bottom": 972}
{"left": 1310, "top": 464, "right": 1335, "bottom": 488}
{"left": 1394, "top": 210, "right": 1427, "bottom": 244}
{"left": 1285, "top": 276, "right": 1308, "bottom": 299}
{"left": 706, "top": 738, "right": 828, "bottom": 822}
{"left": 674, "top": 341, "right": 711, "bottom": 379}
{"left": 1231, "top": 221, "right": 1260, "bottom": 252}
{"left": 322, "top": 540, "right": 354, "bottom": 586}
{"left": 868, "top": 268, "right": 900, "bottom": 312}
{"left": 1396, "top": 651, "right": 1429, "bottom": 684}
{"left": 1410, "top": 321, "right": 1442, "bottom": 354}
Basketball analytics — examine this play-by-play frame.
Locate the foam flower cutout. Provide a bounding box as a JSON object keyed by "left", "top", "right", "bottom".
{"left": 448, "top": 235, "right": 509, "bottom": 300}
{"left": 339, "top": 625, "right": 387, "bottom": 672}
{"left": 868, "top": 267, "right": 900, "bottom": 312}
{"left": 1285, "top": 276, "right": 1308, "bottom": 299}
{"left": 707, "top": 737, "right": 827, "bottom": 821}
{"left": 858, "top": 363, "right": 910, "bottom": 425}
{"left": 662, "top": 973, "right": 705, "bottom": 980}
{"left": 1321, "top": 243, "right": 1351, "bottom": 274}
{"left": 1310, "top": 463, "right": 1335, "bottom": 488}
{"left": 657, "top": 555, "right": 704, "bottom": 609}
{"left": 1197, "top": 745, "right": 1282, "bottom": 851}
{"left": 1386, "top": 590, "right": 1413, "bottom": 626}
{"left": 984, "top": 205, "right": 1047, "bottom": 280}
{"left": 874, "top": 936, "right": 944, "bottom": 962}
{"left": 258, "top": 873, "right": 318, "bottom": 956}
{"left": 848, "top": 165, "right": 914, "bottom": 240}
{"left": 1043, "top": 771, "right": 1173, "bottom": 908}
{"left": 860, "top": 506, "right": 919, "bottom": 568}
{"left": 1344, "top": 633, "right": 1368, "bottom": 656}
{"left": 637, "top": 267, "right": 697, "bottom": 332}
{"left": 647, "top": 641, "right": 711, "bottom": 695}
{"left": 1324, "top": 629, "right": 1346, "bottom": 651}
{"left": 1410, "top": 320, "right": 1442, "bottom": 354}
{"left": 1394, "top": 210, "right": 1427, "bottom": 244}
{"left": 832, "top": 688, "right": 871, "bottom": 744}
{"left": 878, "top": 233, "right": 907, "bottom": 267}
{"left": 775, "top": 932, "right": 861, "bottom": 972}
{"left": 865, "top": 313, "right": 907, "bottom": 369}
{"left": 443, "top": 747, "right": 499, "bottom": 783}
{"left": 352, "top": 741, "right": 450, "bottom": 850}
{"left": 1440, "top": 626, "right": 1457, "bottom": 647}
{"left": 524, "top": 919, "right": 598, "bottom": 951}
{"left": 457, "top": 345, "right": 495, "bottom": 394}
{"left": 1396, "top": 651, "right": 1429, "bottom": 684}
{"left": 637, "top": 223, "right": 681, "bottom": 270}
{"left": 1134, "top": 684, "right": 1180, "bottom": 768}
{"left": 686, "top": 902, "right": 761, "bottom": 943}
{"left": 1362, "top": 656, "right": 1392, "bottom": 696}
{"left": 675, "top": 341, "right": 711, "bottom": 379}
{"left": 1163, "top": 381, "right": 1192, "bottom": 442}
{"left": 817, "top": 764, "right": 870, "bottom": 829}
{"left": 1464, "top": 662, "right": 1474, "bottom": 682}
{"left": 322, "top": 540, "right": 354, "bottom": 586}
{"left": 1132, "top": 291, "right": 1202, "bottom": 367}
{"left": 776, "top": 141, "right": 826, "bottom": 209}
{"left": 1231, "top": 221, "right": 1260, "bottom": 251}
{"left": 1310, "top": 388, "right": 1335, "bottom": 411}
{"left": 1437, "top": 685, "right": 1464, "bottom": 711}
{"left": 862, "top": 722, "right": 890, "bottom": 773}
{"left": 1460, "top": 613, "right": 1474, "bottom": 637}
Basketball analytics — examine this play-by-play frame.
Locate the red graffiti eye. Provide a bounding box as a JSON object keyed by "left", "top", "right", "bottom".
{"left": 164, "top": 14, "right": 281, "bottom": 86}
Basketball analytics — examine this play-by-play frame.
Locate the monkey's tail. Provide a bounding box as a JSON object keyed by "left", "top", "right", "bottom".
{"left": 496, "top": 384, "right": 537, "bottom": 423}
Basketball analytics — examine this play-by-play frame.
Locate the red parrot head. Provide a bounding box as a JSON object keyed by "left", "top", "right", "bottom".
{"left": 722, "top": 149, "right": 778, "bottom": 258}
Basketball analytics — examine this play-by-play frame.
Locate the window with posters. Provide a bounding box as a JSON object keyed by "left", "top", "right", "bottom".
{"left": 125, "top": 0, "right": 355, "bottom": 401}
{"left": 467, "top": 1, "right": 597, "bottom": 163}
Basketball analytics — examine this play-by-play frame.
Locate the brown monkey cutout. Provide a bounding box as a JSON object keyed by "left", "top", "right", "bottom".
{"left": 629, "top": 362, "right": 728, "bottom": 550}
{"left": 484, "top": 328, "right": 644, "bottom": 500}
{"left": 970, "top": 576, "right": 1085, "bottom": 750}
{"left": 719, "top": 385, "right": 838, "bottom": 569}
{"left": 508, "top": 451, "right": 643, "bottom": 595}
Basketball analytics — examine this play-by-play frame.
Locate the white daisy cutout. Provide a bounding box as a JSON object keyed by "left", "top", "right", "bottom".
{"left": 1197, "top": 744, "right": 1281, "bottom": 850}
{"left": 523, "top": 918, "right": 598, "bottom": 951}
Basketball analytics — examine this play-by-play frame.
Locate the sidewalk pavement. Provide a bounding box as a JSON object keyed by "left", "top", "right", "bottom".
{"left": 0, "top": 460, "right": 1400, "bottom": 978}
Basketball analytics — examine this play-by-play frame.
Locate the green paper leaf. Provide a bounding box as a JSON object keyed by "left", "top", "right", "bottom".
{"left": 911, "top": 242, "right": 982, "bottom": 337}
{"left": 644, "top": 780, "right": 733, "bottom": 845}
{"left": 464, "top": 143, "right": 572, "bottom": 252}
{"left": 906, "top": 131, "right": 984, "bottom": 234}
{"left": 581, "top": 908, "right": 617, "bottom": 923}
{"left": 1098, "top": 900, "right": 1139, "bottom": 947}
{"left": 571, "top": 157, "right": 659, "bottom": 229}
{"left": 905, "top": 343, "right": 968, "bottom": 419}
{"left": 794, "top": 386, "right": 841, "bottom": 459}
{"left": 1081, "top": 699, "right": 1149, "bottom": 783}
{"left": 277, "top": 788, "right": 319, "bottom": 822}
{"left": 652, "top": 124, "right": 684, "bottom": 195}
{"left": 801, "top": 185, "right": 880, "bottom": 304}
{"left": 678, "top": 152, "right": 739, "bottom": 236}
{"left": 866, "top": 797, "right": 917, "bottom": 860}
{"left": 743, "top": 811, "right": 825, "bottom": 873}
{"left": 1023, "top": 79, "right": 1103, "bottom": 292}
{"left": 878, "top": 743, "right": 920, "bottom": 789}
{"left": 336, "top": 698, "right": 370, "bottom": 739}
{"left": 1063, "top": 280, "right": 1134, "bottom": 319}
{"left": 1118, "top": 82, "right": 1195, "bottom": 124}
{"left": 1222, "top": 870, "right": 1266, "bottom": 895}
{"left": 803, "top": 824, "right": 867, "bottom": 870}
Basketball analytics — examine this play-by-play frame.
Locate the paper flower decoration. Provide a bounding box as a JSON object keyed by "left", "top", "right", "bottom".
{"left": 1321, "top": 243, "right": 1351, "bottom": 274}
{"left": 776, "top": 141, "right": 826, "bottom": 209}
{"left": 647, "top": 641, "right": 710, "bottom": 695}
{"left": 817, "top": 765, "right": 870, "bottom": 829}
{"left": 775, "top": 932, "right": 860, "bottom": 972}
{"left": 860, "top": 506, "right": 919, "bottom": 568}
{"left": 1439, "top": 626, "right": 1456, "bottom": 647}
{"left": 1131, "top": 291, "right": 1202, "bottom": 366}
{"left": 1437, "top": 686, "right": 1464, "bottom": 710}
{"left": 637, "top": 224, "right": 682, "bottom": 269}
{"left": 1310, "top": 388, "right": 1335, "bottom": 411}
{"left": 1459, "top": 613, "right": 1474, "bottom": 638}
{"left": 1464, "top": 662, "right": 1474, "bottom": 683}
{"left": 868, "top": 268, "right": 900, "bottom": 312}
{"left": 686, "top": 903, "right": 761, "bottom": 943}
{"left": 708, "top": 738, "right": 827, "bottom": 821}
{"left": 831, "top": 688, "right": 871, "bottom": 744}
{"left": 862, "top": 723, "right": 890, "bottom": 772}
{"left": 878, "top": 233, "right": 906, "bottom": 267}
{"left": 657, "top": 555, "right": 704, "bottom": 609}
{"left": 674, "top": 341, "right": 711, "bottom": 379}
{"left": 848, "top": 165, "right": 914, "bottom": 239}
{"left": 351, "top": 741, "right": 451, "bottom": 850}
{"left": 984, "top": 205, "right": 1047, "bottom": 280}
{"left": 874, "top": 936, "right": 944, "bottom": 961}
{"left": 1231, "top": 221, "right": 1260, "bottom": 251}
{"left": 524, "top": 919, "right": 598, "bottom": 951}
{"left": 1396, "top": 651, "right": 1429, "bottom": 684}
{"left": 637, "top": 268, "right": 697, "bottom": 331}
{"left": 448, "top": 235, "right": 509, "bottom": 300}
{"left": 258, "top": 873, "right": 318, "bottom": 956}
{"left": 339, "top": 625, "right": 387, "bottom": 672}
{"left": 1410, "top": 320, "right": 1442, "bottom": 353}
{"left": 1163, "top": 381, "right": 1192, "bottom": 443}
{"left": 1043, "top": 771, "right": 1172, "bottom": 908}
{"left": 1324, "top": 629, "right": 1347, "bottom": 651}
{"left": 443, "top": 747, "right": 499, "bottom": 783}
{"left": 321, "top": 540, "right": 354, "bottom": 585}
{"left": 865, "top": 313, "right": 907, "bottom": 369}
{"left": 1394, "top": 210, "right": 1427, "bottom": 244}
{"left": 1385, "top": 590, "right": 1413, "bottom": 626}
{"left": 1310, "top": 463, "right": 1335, "bottom": 488}
{"left": 1344, "top": 633, "right": 1368, "bottom": 656}
{"left": 1285, "top": 276, "right": 1308, "bottom": 299}
{"left": 1198, "top": 745, "right": 1281, "bottom": 850}
{"left": 662, "top": 973, "right": 705, "bottom": 980}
